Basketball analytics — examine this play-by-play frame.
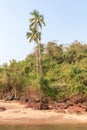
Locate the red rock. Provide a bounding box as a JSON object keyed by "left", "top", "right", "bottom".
{"left": 67, "top": 105, "right": 86, "bottom": 114}
{"left": 0, "top": 107, "right": 6, "bottom": 111}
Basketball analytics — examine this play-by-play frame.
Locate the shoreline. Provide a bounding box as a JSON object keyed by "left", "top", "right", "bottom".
{"left": 0, "top": 100, "right": 87, "bottom": 125}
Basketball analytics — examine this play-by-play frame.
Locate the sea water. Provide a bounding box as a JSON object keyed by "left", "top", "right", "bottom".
{"left": 0, "top": 124, "right": 87, "bottom": 130}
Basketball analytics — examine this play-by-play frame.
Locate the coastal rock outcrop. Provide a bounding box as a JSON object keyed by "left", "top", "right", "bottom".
{"left": 0, "top": 106, "right": 6, "bottom": 112}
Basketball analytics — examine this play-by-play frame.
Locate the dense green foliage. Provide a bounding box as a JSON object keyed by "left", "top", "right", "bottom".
{"left": 0, "top": 41, "right": 87, "bottom": 100}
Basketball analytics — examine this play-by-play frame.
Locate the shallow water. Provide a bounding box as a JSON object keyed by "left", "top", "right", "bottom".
{"left": 0, "top": 124, "right": 87, "bottom": 130}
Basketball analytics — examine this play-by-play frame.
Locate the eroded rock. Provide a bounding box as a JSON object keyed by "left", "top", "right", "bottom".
{"left": 0, "top": 106, "right": 6, "bottom": 112}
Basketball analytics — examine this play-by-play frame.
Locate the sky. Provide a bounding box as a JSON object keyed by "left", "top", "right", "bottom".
{"left": 0, "top": 0, "right": 87, "bottom": 65}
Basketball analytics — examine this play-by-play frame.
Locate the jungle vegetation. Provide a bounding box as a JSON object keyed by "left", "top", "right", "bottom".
{"left": 0, "top": 10, "right": 87, "bottom": 101}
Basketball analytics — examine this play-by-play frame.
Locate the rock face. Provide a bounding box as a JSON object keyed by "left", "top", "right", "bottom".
{"left": 67, "top": 105, "right": 86, "bottom": 114}
{"left": 49, "top": 93, "right": 87, "bottom": 114}
{"left": 22, "top": 93, "right": 87, "bottom": 113}
{"left": 0, "top": 107, "right": 6, "bottom": 112}
{"left": 25, "top": 97, "right": 49, "bottom": 110}
{"left": 20, "top": 96, "right": 29, "bottom": 105}
{"left": 5, "top": 95, "right": 14, "bottom": 101}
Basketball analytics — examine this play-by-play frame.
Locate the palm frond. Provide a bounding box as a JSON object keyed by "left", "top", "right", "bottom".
{"left": 40, "top": 15, "right": 46, "bottom": 26}
{"left": 30, "top": 22, "right": 35, "bottom": 30}
{"left": 26, "top": 32, "right": 32, "bottom": 39}
{"left": 38, "top": 22, "right": 42, "bottom": 29}
{"left": 29, "top": 18, "right": 35, "bottom": 23}
{"left": 30, "top": 10, "right": 39, "bottom": 17}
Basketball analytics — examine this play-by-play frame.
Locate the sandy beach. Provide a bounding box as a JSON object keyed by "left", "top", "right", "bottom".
{"left": 0, "top": 100, "right": 87, "bottom": 125}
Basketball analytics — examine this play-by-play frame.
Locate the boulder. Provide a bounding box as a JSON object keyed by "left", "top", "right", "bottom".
{"left": 67, "top": 105, "right": 86, "bottom": 114}
{"left": 0, "top": 107, "right": 6, "bottom": 112}
{"left": 5, "top": 95, "right": 14, "bottom": 101}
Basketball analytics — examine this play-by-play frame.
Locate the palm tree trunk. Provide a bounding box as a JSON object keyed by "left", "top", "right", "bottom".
{"left": 38, "top": 41, "right": 41, "bottom": 74}
{"left": 35, "top": 45, "right": 39, "bottom": 78}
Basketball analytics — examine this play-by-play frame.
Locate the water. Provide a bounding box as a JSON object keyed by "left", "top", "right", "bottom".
{"left": 0, "top": 124, "right": 87, "bottom": 130}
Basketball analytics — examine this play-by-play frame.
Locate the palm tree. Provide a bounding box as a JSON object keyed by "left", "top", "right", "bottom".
{"left": 26, "top": 28, "right": 41, "bottom": 76}
{"left": 26, "top": 10, "right": 45, "bottom": 77}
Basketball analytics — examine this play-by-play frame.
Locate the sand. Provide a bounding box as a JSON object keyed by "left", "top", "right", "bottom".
{"left": 0, "top": 100, "right": 87, "bottom": 125}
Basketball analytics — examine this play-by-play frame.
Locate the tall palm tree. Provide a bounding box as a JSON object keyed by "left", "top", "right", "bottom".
{"left": 26, "top": 28, "right": 41, "bottom": 76}
{"left": 26, "top": 10, "right": 45, "bottom": 77}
